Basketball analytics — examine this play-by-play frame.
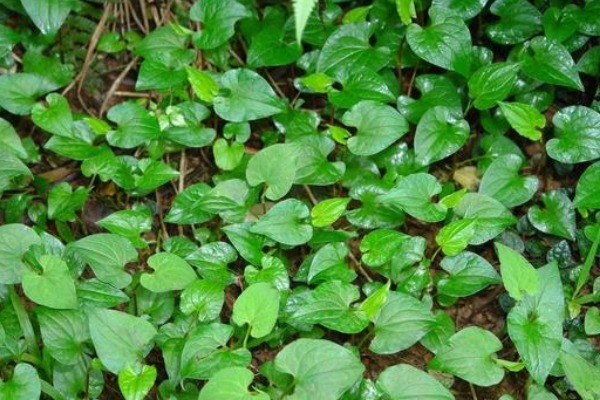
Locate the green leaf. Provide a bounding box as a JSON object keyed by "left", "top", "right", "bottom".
{"left": 291, "top": 281, "right": 369, "bottom": 334}
{"left": 396, "top": 0, "right": 416, "bottom": 25}
{"left": 180, "top": 323, "right": 252, "bottom": 380}
{"left": 222, "top": 223, "right": 266, "bottom": 266}
{"left": 21, "top": 0, "right": 73, "bottom": 35}
{"left": 294, "top": 0, "right": 318, "bottom": 43}
{"left": 106, "top": 101, "right": 160, "bottom": 148}
{"left": 420, "top": 311, "right": 456, "bottom": 354}
{"left": 47, "top": 182, "right": 89, "bottom": 222}
{"left": 431, "top": 0, "right": 487, "bottom": 20}
{"left": 527, "top": 190, "right": 576, "bottom": 241}
{"left": 0, "top": 150, "right": 32, "bottom": 194}
{"left": 97, "top": 208, "right": 152, "bottom": 248}
{"left": 88, "top": 308, "right": 157, "bottom": 374}
{"left": 0, "top": 224, "right": 40, "bottom": 284}
{"left": 140, "top": 252, "right": 197, "bottom": 292}
{"left": 186, "top": 67, "right": 219, "bottom": 102}
{"left": 306, "top": 243, "right": 355, "bottom": 285}
{"left": 69, "top": 233, "right": 138, "bottom": 289}
{"left": 342, "top": 100, "right": 408, "bottom": 156}
{"left": 360, "top": 281, "right": 390, "bottom": 321}
{"left": 397, "top": 75, "right": 462, "bottom": 124}
{"left": 22, "top": 255, "right": 77, "bottom": 309}
{"left": 0, "top": 118, "right": 27, "bottom": 159}
{"left": 436, "top": 219, "right": 476, "bottom": 256}
{"left": 438, "top": 251, "right": 502, "bottom": 298}
{"left": 232, "top": 282, "right": 280, "bottom": 339}
{"left": 250, "top": 199, "right": 313, "bottom": 246}
{"left": 0, "top": 73, "right": 56, "bottom": 115}
{"left": 246, "top": 144, "right": 297, "bottom": 201}
{"left": 468, "top": 62, "right": 520, "bottom": 110}
{"left": 247, "top": 7, "right": 301, "bottom": 68}
{"left": 585, "top": 307, "right": 600, "bottom": 336}
{"left": 245, "top": 255, "right": 290, "bottom": 291}
{"left": 118, "top": 365, "right": 157, "bottom": 400}
{"left": 316, "top": 23, "right": 390, "bottom": 79}
{"left": 406, "top": 9, "right": 472, "bottom": 77}
{"left": 486, "top": 0, "right": 542, "bottom": 44}
{"left": 479, "top": 154, "right": 539, "bottom": 207}
{"left": 521, "top": 37, "right": 583, "bottom": 91}
{"left": 371, "top": 291, "right": 435, "bottom": 354}
{"left": 495, "top": 242, "right": 539, "bottom": 301}
{"left": 0, "top": 363, "right": 40, "bottom": 400}
{"left": 498, "top": 102, "right": 545, "bottom": 141}
{"left": 31, "top": 93, "right": 73, "bottom": 137}
{"left": 199, "top": 367, "right": 269, "bottom": 400}
{"left": 507, "top": 262, "right": 564, "bottom": 384}
{"left": 180, "top": 279, "right": 224, "bottom": 322}
{"left": 311, "top": 197, "right": 350, "bottom": 227}
{"left": 380, "top": 173, "right": 447, "bottom": 222}
{"left": 377, "top": 364, "right": 454, "bottom": 400}
{"left": 454, "top": 193, "right": 517, "bottom": 245}
{"left": 190, "top": 0, "right": 250, "bottom": 49}
{"left": 559, "top": 340, "right": 600, "bottom": 399}
{"left": 429, "top": 326, "right": 504, "bottom": 387}
{"left": 546, "top": 106, "right": 600, "bottom": 164}
{"left": 573, "top": 162, "right": 600, "bottom": 209}
{"left": 214, "top": 69, "right": 285, "bottom": 122}
{"left": 164, "top": 183, "right": 212, "bottom": 224}
{"left": 414, "top": 106, "right": 470, "bottom": 166}
{"left": 213, "top": 139, "right": 244, "bottom": 171}
{"left": 275, "top": 338, "right": 364, "bottom": 400}
{"left": 37, "top": 308, "right": 89, "bottom": 365}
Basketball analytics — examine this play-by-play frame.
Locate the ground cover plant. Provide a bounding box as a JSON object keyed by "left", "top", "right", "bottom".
{"left": 0, "top": 0, "right": 599, "bottom": 398}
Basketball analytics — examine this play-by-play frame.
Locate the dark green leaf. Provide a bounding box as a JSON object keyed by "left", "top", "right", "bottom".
{"left": 190, "top": 0, "right": 250, "bottom": 49}
{"left": 527, "top": 190, "right": 576, "bottom": 241}
{"left": 546, "top": 106, "right": 600, "bottom": 164}
{"left": 479, "top": 154, "right": 538, "bottom": 207}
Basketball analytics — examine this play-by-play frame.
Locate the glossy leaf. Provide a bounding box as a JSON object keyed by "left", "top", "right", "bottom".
{"left": 546, "top": 106, "right": 600, "bottom": 164}
{"left": 22, "top": 255, "right": 77, "bottom": 309}
{"left": 496, "top": 242, "right": 539, "bottom": 301}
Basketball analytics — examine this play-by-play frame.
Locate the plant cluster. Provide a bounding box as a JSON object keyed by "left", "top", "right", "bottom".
{"left": 0, "top": 0, "right": 600, "bottom": 399}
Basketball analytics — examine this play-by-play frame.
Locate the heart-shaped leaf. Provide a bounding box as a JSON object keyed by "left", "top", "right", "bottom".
{"left": 250, "top": 199, "right": 313, "bottom": 246}
{"left": 118, "top": 365, "right": 157, "bottom": 400}
{"left": 246, "top": 144, "right": 298, "bottom": 201}
{"left": 527, "top": 190, "right": 576, "bottom": 240}
{"left": 22, "top": 255, "right": 78, "bottom": 309}
{"left": 546, "top": 106, "right": 600, "bottom": 164}
{"left": 377, "top": 364, "right": 454, "bottom": 400}
{"left": 574, "top": 161, "right": 600, "bottom": 210}
{"left": 479, "top": 154, "right": 539, "bottom": 207}
{"left": 140, "top": 252, "right": 197, "bottom": 292}
{"left": 232, "top": 282, "right": 280, "bottom": 339}
{"left": 198, "top": 367, "right": 269, "bottom": 400}
{"left": 498, "top": 102, "right": 546, "bottom": 141}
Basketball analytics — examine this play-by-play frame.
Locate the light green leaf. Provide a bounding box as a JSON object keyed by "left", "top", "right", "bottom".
{"left": 245, "top": 255, "right": 290, "bottom": 291}
{"left": 406, "top": 9, "right": 472, "bottom": 77}
{"left": 585, "top": 307, "right": 600, "bottom": 336}
{"left": 342, "top": 100, "right": 408, "bottom": 156}
{"left": 527, "top": 190, "right": 576, "bottom": 241}
{"left": 396, "top": 0, "right": 416, "bottom": 25}
{"left": 213, "top": 139, "right": 244, "bottom": 171}
{"left": 21, "top": 0, "right": 73, "bottom": 35}
{"left": 97, "top": 208, "right": 152, "bottom": 248}
{"left": 275, "top": 338, "right": 364, "bottom": 400}
{"left": 22, "top": 255, "right": 77, "bottom": 309}
{"left": 37, "top": 308, "right": 89, "bottom": 365}
{"left": 429, "top": 326, "right": 504, "bottom": 387}
{"left": 454, "top": 193, "right": 517, "bottom": 245}
{"left": 31, "top": 93, "right": 73, "bottom": 137}
{"left": 69, "top": 233, "right": 138, "bottom": 289}
{"left": 546, "top": 106, "right": 600, "bottom": 164}
{"left": 88, "top": 308, "right": 157, "bottom": 374}
{"left": 250, "top": 199, "right": 313, "bottom": 246}
{"left": 190, "top": 0, "right": 250, "bottom": 49}
{"left": 380, "top": 173, "right": 447, "bottom": 222}
{"left": 436, "top": 219, "right": 476, "bottom": 256}
{"left": 0, "top": 223, "right": 40, "bottom": 284}
{"left": 0, "top": 363, "right": 40, "bottom": 400}
{"left": 232, "top": 282, "right": 280, "bottom": 339}
{"left": 291, "top": 280, "right": 369, "bottom": 334}
{"left": 180, "top": 279, "right": 224, "bottom": 322}
{"left": 507, "top": 262, "right": 564, "bottom": 384}
{"left": 397, "top": 75, "right": 462, "bottom": 124}
{"left": 0, "top": 118, "right": 27, "bottom": 159}
{"left": 521, "top": 37, "right": 583, "bottom": 91}
{"left": 431, "top": 0, "right": 487, "bottom": 20}
{"left": 246, "top": 144, "right": 297, "bottom": 201}
{"left": 377, "top": 364, "right": 454, "bottom": 400}
{"left": 559, "top": 340, "right": 600, "bottom": 399}
{"left": 214, "top": 69, "right": 285, "bottom": 122}
{"left": 0, "top": 73, "right": 56, "bottom": 115}
{"left": 360, "top": 281, "right": 390, "bottom": 321}
{"left": 468, "top": 62, "right": 520, "bottom": 110}
{"left": 118, "top": 365, "right": 157, "bottom": 400}
{"left": 575, "top": 162, "right": 600, "bottom": 210}
{"left": 414, "top": 106, "right": 470, "bottom": 166}
{"left": 495, "top": 242, "right": 539, "bottom": 301}
{"left": 0, "top": 151, "right": 32, "bottom": 194}
{"left": 498, "top": 102, "right": 546, "bottom": 141}
{"left": 199, "top": 367, "right": 269, "bottom": 400}
{"left": 186, "top": 67, "right": 219, "bottom": 102}
{"left": 311, "top": 197, "right": 350, "bottom": 227}
{"left": 47, "top": 182, "right": 89, "bottom": 222}
{"left": 371, "top": 291, "right": 435, "bottom": 354}
{"left": 140, "top": 252, "right": 197, "bottom": 292}
{"left": 293, "top": 0, "right": 318, "bottom": 43}
{"left": 106, "top": 101, "right": 160, "bottom": 149}
{"left": 438, "top": 251, "right": 501, "bottom": 298}
{"left": 479, "top": 154, "right": 538, "bottom": 207}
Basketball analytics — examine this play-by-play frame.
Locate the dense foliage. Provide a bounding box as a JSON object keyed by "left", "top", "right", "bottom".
{"left": 0, "top": 0, "right": 599, "bottom": 398}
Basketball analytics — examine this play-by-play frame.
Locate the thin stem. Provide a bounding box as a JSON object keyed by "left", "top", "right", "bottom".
{"left": 8, "top": 286, "right": 41, "bottom": 361}
{"left": 574, "top": 224, "right": 600, "bottom": 298}
{"left": 243, "top": 325, "right": 252, "bottom": 348}
{"left": 41, "top": 379, "right": 66, "bottom": 400}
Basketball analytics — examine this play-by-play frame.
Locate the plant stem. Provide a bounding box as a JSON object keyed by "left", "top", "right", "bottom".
{"left": 243, "top": 325, "right": 252, "bottom": 348}
{"left": 41, "top": 379, "right": 66, "bottom": 400}
{"left": 574, "top": 225, "right": 600, "bottom": 298}
{"left": 8, "top": 286, "right": 41, "bottom": 361}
